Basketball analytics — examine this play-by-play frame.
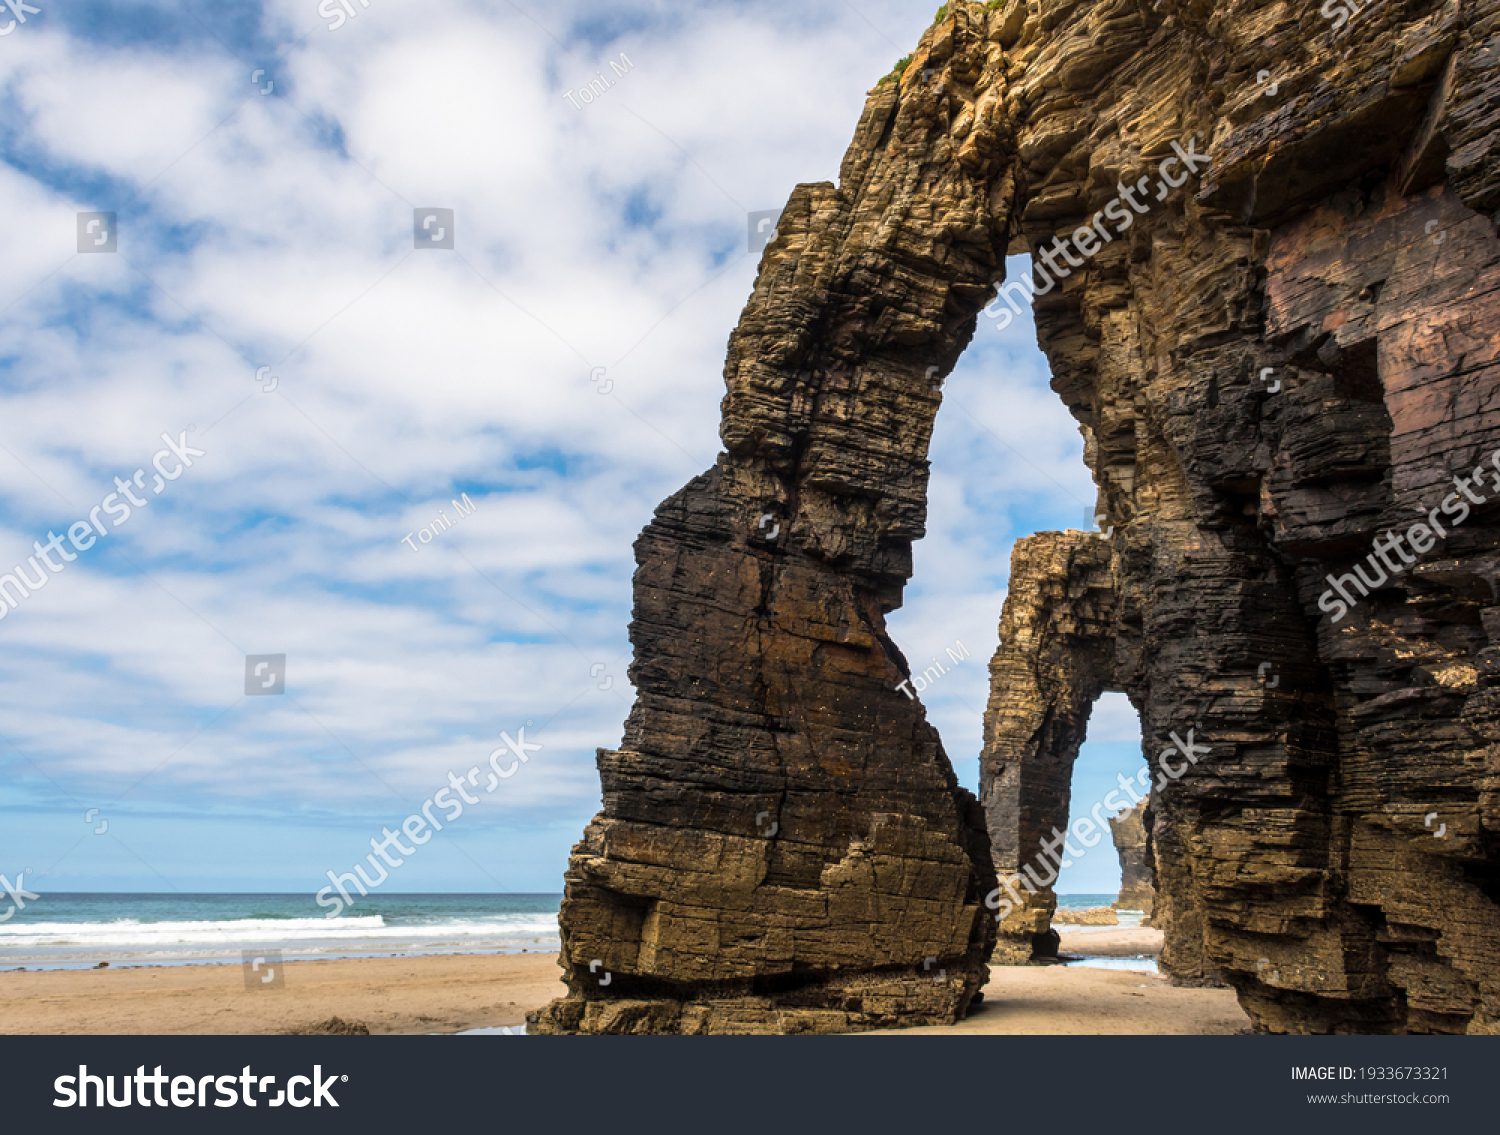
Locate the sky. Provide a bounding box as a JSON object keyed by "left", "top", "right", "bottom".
{"left": 0, "top": 0, "right": 1141, "bottom": 901}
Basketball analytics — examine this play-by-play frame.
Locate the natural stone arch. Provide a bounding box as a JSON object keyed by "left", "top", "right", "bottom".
{"left": 978, "top": 530, "right": 1127, "bottom": 963}
{"left": 530, "top": 37, "right": 1016, "bottom": 1034}
{"left": 977, "top": 532, "right": 1214, "bottom": 981}
{"left": 534, "top": 0, "right": 1500, "bottom": 1034}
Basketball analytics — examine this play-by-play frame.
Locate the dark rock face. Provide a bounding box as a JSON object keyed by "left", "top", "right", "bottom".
{"left": 529, "top": 36, "right": 1007, "bottom": 1034}
{"left": 1109, "top": 798, "right": 1154, "bottom": 915}
{"left": 979, "top": 531, "right": 1120, "bottom": 963}
{"left": 977, "top": 0, "right": 1500, "bottom": 1028}
{"left": 540, "top": 0, "right": 1500, "bottom": 1033}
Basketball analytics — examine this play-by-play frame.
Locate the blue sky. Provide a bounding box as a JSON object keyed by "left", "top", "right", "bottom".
{"left": 0, "top": 0, "right": 1141, "bottom": 901}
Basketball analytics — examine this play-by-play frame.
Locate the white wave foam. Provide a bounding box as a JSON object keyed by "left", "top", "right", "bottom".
{"left": 0, "top": 914, "right": 559, "bottom": 950}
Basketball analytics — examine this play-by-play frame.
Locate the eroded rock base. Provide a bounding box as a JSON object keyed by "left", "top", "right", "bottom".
{"left": 528, "top": 970, "right": 987, "bottom": 1035}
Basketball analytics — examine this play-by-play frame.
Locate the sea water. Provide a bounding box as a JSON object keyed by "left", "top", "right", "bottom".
{"left": 2, "top": 892, "right": 1152, "bottom": 973}
{"left": 1054, "top": 893, "right": 1158, "bottom": 973}
{"left": 0, "top": 893, "right": 561, "bottom": 971}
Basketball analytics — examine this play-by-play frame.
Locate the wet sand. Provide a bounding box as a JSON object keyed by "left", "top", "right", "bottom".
{"left": 1056, "top": 925, "right": 1165, "bottom": 957}
{"left": 0, "top": 929, "right": 1247, "bottom": 1035}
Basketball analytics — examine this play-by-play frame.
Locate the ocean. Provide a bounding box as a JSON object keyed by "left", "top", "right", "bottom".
{"left": 0, "top": 893, "right": 1140, "bottom": 972}
{"left": 1055, "top": 893, "right": 1148, "bottom": 927}
{"left": 0, "top": 893, "right": 562, "bottom": 971}
{"left": 1056, "top": 893, "right": 1157, "bottom": 973}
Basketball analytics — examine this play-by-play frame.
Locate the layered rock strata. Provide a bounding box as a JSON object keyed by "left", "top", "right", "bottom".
{"left": 1052, "top": 907, "right": 1120, "bottom": 925}
{"left": 541, "top": 0, "right": 1500, "bottom": 1033}
{"left": 529, "top": 20, "right": 1008, "bottom": 1033}
{"left": 1110, "top": 797, "right": 1155, "bottom": 915}
{"left": 979, "top": 531, "right": 1120, "bottom": 962}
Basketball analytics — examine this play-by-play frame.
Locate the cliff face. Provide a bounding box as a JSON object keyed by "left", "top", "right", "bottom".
{"left": 1110, "top": 797, "right": 1155, "bottom": 915}
{"left": 979, "top": 531, "right": 1118, "bottom": 962}
{"left": 528, "top": 18, "right": 1008, "bottom": 1034}
{"left": 538, "top": 0, "right": 1500, "bottom": 1034}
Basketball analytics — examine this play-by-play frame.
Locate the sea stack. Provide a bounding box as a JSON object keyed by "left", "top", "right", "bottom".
{"left": 1109, "top": 798, "right": 1154, "bottom": 916}
{"left": 538, "top": 0, "right": 1500, "bottom": 1034}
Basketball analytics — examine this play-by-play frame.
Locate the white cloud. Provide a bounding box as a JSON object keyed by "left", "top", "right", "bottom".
{"left": 0, "top": 1, "right": 1099, "bottom": 892}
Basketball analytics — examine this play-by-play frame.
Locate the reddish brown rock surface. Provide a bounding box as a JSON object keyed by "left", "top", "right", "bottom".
{"left": 538, "top": 0, "right": 1500, "bottom": 1034}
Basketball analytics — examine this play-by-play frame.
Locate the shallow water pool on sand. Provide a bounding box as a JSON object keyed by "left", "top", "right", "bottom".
{"left": 1064, "top": 956, "right": 1159, "bottom": 973}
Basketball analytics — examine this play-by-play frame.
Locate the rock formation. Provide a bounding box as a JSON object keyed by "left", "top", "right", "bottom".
{"left": 1110, "top": 797, "right": 1155, "bottom": 915}
{"left": 539, "top": 0, "right": 1500, "bottom": 1034}
{"left": 979, "top": 531, "right": 1119, "bottom": 962}
{"left": 1052, "top": 906, "right": 1120, "bottom": 926}
{"left": 528, "top": 15, "right": 1009, "bottom": 1033}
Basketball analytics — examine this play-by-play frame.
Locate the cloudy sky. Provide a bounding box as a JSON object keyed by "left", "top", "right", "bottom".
{"left": 0, "top": 0, "right": 1141, "bottom": 900}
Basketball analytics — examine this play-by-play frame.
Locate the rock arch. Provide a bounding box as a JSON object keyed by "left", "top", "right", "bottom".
{"left": 978, "top": 530, "right": 1125, "bottom": 964}
{"left": 533, "top": 0, "right": 1500, "bottom": 1034}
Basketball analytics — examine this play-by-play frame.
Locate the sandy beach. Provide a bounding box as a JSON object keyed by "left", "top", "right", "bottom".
{"left": 1054, "top": 925, "right": 1163, "bottom": 957}
{"left": 0, "top": 927, "right": 1248, "bottom": 1035}
{"left": 0, "top": 953, "right": 566, "bottom": 1036}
